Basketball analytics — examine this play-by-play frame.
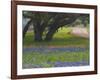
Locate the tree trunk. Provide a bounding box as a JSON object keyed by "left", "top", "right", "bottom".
{"left": 33, "top": 23, "right": 45, "bottom": 41}
{"left": 44, "top": 15, "right": 79, "bottom": 41}
{"left": 23, "top": 19, "right": 32, "bottom": 38}
{"left": 45, "top": 26, "right": 58, "bottom": 41}
{"left": 33, "top": 23, "right": 42, "bottom": 41}
{"left": 34, "top": 30, "right": 43, "bottom": 41}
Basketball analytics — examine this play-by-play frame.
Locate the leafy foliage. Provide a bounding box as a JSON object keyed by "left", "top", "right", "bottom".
{"left": 23, "top": 11, "right": 89, "bottom": 41}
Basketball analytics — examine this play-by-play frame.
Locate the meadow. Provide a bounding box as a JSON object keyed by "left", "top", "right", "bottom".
{"left": 23, "top": 27, "right": 89, "bottom": 68}
{"left": 23, "top": 27, "right": 89, "bottom": 47}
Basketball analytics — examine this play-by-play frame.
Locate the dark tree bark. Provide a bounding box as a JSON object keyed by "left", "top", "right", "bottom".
{"left": 33, "top": 12, "right": 56, "bottom": 41}
{"left": 33, "top": 18, "right": 42, "bottom": 41}
{"left": 33, "top": 13, "right": 46, "bottom": 41}
{"left": 45, "top": 27, "right": 59, "bottom": 41}
{"left": 45, "top": 14, "right": 79, "bottom": 41}
{"left": 34, "top": 29, "right": 43, "bottom": 41}
{"left": 33, "top": 23, "right": 45, "bottom": 41}
{"left": 23, "top": 19, "right": 32, "bottom": 38}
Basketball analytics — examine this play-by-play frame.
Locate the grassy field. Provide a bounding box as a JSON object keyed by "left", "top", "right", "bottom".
{"left": 23, "top": 27, "right": 89, "bottom": 68}
{"left": 23, "top": 50, "right": 89, "bottom": 68}
{"left": 23, "top": 27, "right": 89, "bottom": 47}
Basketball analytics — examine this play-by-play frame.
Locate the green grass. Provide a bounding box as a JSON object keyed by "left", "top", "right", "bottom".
{"left": 23, "top": 27, "right": 89, "bottom": 68}
{"left": 23, "top": 50, "right": 89, "bottom": 67}
{"left": 23, "top": 27, "right": 89, "bottom": 47}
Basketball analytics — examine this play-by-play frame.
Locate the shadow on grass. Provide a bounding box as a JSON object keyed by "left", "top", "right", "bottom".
{"left": 23, "top": 32, "right": 89, "bottom": 47}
